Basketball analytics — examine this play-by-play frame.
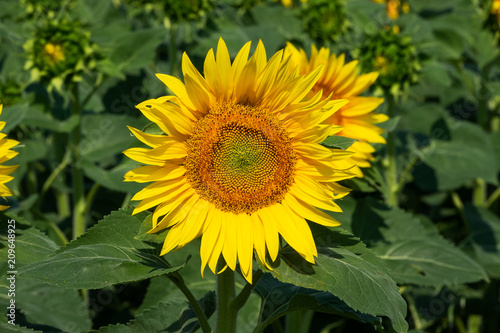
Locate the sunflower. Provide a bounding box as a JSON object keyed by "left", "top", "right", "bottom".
{"left": 124, "top": 39, "right": 355, "bottom": 282}
{"left": 284, "top": 43, "right": 387, "bottom": 177}
{"left": 0, "top": 105, "right": 19, "bottom": 210}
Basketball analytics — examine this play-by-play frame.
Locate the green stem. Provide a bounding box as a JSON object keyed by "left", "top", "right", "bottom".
{"left": 27, "top": 163, "right": 38, "bottom": 195}
{"left": 486, "top": 186, "right": 500, "bottom": 208}
{"left": 36, "top": 151, "right": 71, "bottom": 207}
{"left": 472, "top": 178, "right": 486, "bottom": 207}
{"left": 168, "top": 272, "right": 212, "bottom": 333}
{"left": 169, "top": 23, "right": 179, "bottom": 78}
{"left": 286, "top": 310, "right": 315, "bottom": 333}
{"left": 121, "top": 192, "right": 132, "bottom": 208}
{"left": 384, "top": 93, "right": 398, "bottom": 207}
{"left": 232, "top": 269, "right": 263, "bottom": 312}
{"left": 216, "top": 260, "right": 236, "bottom": 333}
{"left": 83, "top": 183, "right": 100, "bottom": 216}
{"left": 70, "top": 84, "right": 86, "bottom": 240}
{"left": 406, "top": 295, "right": 424, "bottom": 330}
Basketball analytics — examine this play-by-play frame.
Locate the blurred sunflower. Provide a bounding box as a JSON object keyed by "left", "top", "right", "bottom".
{"left": 492, "top": 0, "right": 500, "bottom": 26}
{"left": 372, "top": 0, "right": 409, "bottom": 19}
{"left": 285, "top": 43, "right": 387, "bottom": 177}
{"left": 0, "top": 105, "right": 19, "bottom": 210}
{"left": 278, "top": 0, "right": 307, "bottom": 8}
{"left": 124, "top": 38, "right": 355, "bottom": 283}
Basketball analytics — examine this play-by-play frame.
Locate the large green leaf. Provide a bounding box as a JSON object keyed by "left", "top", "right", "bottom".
{"left": 18, "top": 208, "right": 186, "bottom": 289}
{"left": 0, "top": 222, "right": 92, "bottom": 332}
{"left": 253, "top": 274, "right": 378, "bottom": 332}
{"left": 350, "top": 198, "right": 488, "bottom": 286}
{"left": 80, "top": 159, "right": 143, "bottom": 194}
{"left": 80, "top": 114, "right": 148, "bottom": 163}
{"left": 96, "top": 292, "right": 216, "bottom": 333}
{"left": 265, "top": 226, "right": 408, "bottom": 333}
{"left": 108, "top": 28, "right": 166, "bottom": 72}
{"left": 0, "top": 323, "right": 42, "bottom": 333}
{"left": 464, "top": 204, "right": 500, "bottom": 279}
{"left": 21, "top": 107, "right": 80, "bottom": 133}
{"left": 413, "top": 118, "right": 498, "bottom": 191}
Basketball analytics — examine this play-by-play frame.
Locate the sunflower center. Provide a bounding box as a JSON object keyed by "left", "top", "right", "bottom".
{"left": 43, "top": 43, "right": 65, "bottom": 65}
{"left": 185, "top": 101, "right": 296, "bottom": 214}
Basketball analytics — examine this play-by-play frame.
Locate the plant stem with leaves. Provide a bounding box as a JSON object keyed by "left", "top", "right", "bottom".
{"left": 384, "top": 93, "right": 398, "bottom": 207}
{"left": 70, "top": 84, "right": 86, "bottom": 240}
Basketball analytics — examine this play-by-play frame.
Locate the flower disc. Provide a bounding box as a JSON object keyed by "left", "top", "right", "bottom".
{"left": 185, "top": 101, "right": 296, "bottom": 215}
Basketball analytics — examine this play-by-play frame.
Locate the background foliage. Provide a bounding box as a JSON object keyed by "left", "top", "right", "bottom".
{"left": 1, "top": 0, "right": 499, "bottom": 332}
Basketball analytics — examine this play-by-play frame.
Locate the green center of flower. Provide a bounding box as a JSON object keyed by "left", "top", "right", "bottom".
{"left": 185, "top": 101, "right": 296, "bottom": 214}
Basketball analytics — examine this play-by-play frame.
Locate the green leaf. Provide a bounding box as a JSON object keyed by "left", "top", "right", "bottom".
{"left": 0, "top": 225, "right": 92, "bottom": 332}
{"left": 320, "top": 135, "right": 357, "bottom": 150}
{"left": 350, "top": 198, "right": 488, "bottom": 286}
{"left": 413, "top": 118, "right": 498, "bottom": 191}
{"left": 18, "top": 208, "right": 186, "bottom": 289}
{"left": 0, "top": 103, "right": 29, "bottom": 132}
{"left": 96, "top": 292, "right": 216, "bottom": 333}
{"left": 0, "top": 323, "right": 42, "bottom": 333}
{"left": 266, "top": 226, "right": 408, "bottom": 333}
{"left": 21, "top": 107, "right": 80, "bottom": 133}
{"left": 464, "top": 204, "right": 500, "bottom": 279}
{"left": 108, "top": 28, "right": 166, "bottom": 72}
{"left": 80, "top": 159, "right": 143, "bottom": 194}
{"left": 254, "top": 274, "right": 378, "bottom": 331}
{"left": 80, "top": 114, "right": 148, "bottom": 163}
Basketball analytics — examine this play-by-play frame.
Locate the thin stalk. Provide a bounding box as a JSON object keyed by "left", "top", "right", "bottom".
{"left": 216, "top": 260, "right": 236, "bottom": 333}
{"left": 121, "top": 192, "right": 132, "bottom": 208}
{"left": 70, "top": 84, "right": 86, "bottom": 240}
{"left": 83, "top": 183, "right": 100, "bottom": 216}
{"left": 168, "top": 272, "right": 212, "bottom": 333}
{"left": 384, "top": 93, "right": 398, "bottom": 207}
{"left": 406, "top": 295, "right": 424, "bottom": 330}
{"left": 232, "top": 269, "right": 263, "bottom": 312}
{"left": 286, "top": 310, "right": 315, "bottom": 333}
{"left": 472, "top": 178, "right": 486, "bottom": 207}
{"left": 486, "top": 186, "right": 500, "bottom": 208}
{"left": 36, "top": 150, "right": 71, "bottom": 207}
{"left": 169, "top": 23, "right": 179, "bottom": 78}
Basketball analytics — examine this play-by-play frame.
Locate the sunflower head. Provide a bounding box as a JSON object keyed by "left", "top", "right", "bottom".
{"left": 124, "top": 38, "right": 355, "bottom": 282}
{"left": 25, "top": 19, "right": 100, "bottom": 85}
{"left": 0, "top": 105, "right": 19, "bottom": 211}
{"left": 484, "top": 0, "right": 500, "bottom": 32}
{"left": 354, "top": 29, "right": 419, "bottom": 93}
{"left": 302, "top": 0, "right": 348, "bottom": 43}
{"left": 284, "top": 43, "right": 387, "bottom": 177}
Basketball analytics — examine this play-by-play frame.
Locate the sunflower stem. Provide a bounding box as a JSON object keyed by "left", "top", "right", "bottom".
{"left": 384, "top": 93, "right": 398, "bottom": 207}
{"left": 232, "top": 269, "right": 263, "bottom": 312}
{"left": 216, "top": 260, "right": 237, "bottom": 333}
{"left": 486, "top": 186, "right": 500, "bottom": 208}
{"left": 472, "top": 178, "right": 486, "bottom": 207}
{"left": 169, "top": 22, "right": 179, "bottom": 78}
{"left": 168, "top": 272, "right": 212, "bottom": 333}
{"left": 70, "top": 84, "right": 86, "bottom": 240}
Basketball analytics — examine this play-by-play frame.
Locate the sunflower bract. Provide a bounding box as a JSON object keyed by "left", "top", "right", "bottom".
{"left": 123, "top": 38, "right": 356, "bottom": 283}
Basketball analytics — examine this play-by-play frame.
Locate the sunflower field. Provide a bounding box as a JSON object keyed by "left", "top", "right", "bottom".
{"left": 1, "top": 0, "right": 500, "bottom": 332}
